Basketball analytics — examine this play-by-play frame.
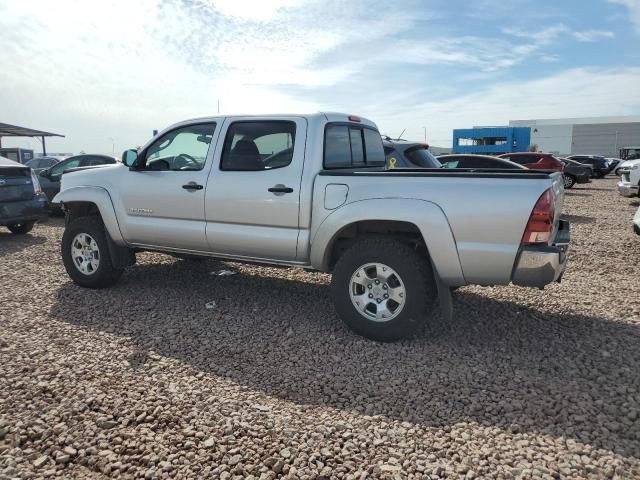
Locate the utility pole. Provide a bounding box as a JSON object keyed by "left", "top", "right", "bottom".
{"left": 614, "top": 130, "right": 619, "bottom": 157}
{"left": 217, "top": 99, "right": 220, "bottom": 114}
{"left": 423, "top": 126, "right": 427, "bottom": 143}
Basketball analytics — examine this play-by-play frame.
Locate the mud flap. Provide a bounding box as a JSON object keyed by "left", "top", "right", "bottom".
{"left": 431, "top": 259, "right": 453, "bottom": 322}
{"left": 104, "top": 226, "right": 136, "bottom": 269}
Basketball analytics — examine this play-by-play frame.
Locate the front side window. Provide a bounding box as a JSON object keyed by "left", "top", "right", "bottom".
{"left": 324, "top": 124, "right": 385, "bottom": 169}
{"left": 50, "top": 158, "right": 81, "bottom": 177}
{"left": 144, "top": 123, "right": 216, "bottom": 171}
{"left": 221, "top": 121, "right": 296, "bottom": 171}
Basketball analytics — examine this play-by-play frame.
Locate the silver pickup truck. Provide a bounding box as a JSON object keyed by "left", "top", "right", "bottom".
{"left": 54, "top": 113, "right": 570, "bottom": 341}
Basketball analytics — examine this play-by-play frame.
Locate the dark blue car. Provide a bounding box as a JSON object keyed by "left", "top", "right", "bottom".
{"left": 0, "top": 156, "right": 48, "bottom": 234}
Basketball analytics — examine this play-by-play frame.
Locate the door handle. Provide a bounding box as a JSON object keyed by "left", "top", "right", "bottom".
{"left": 182, "top": 182, "right": 203, "bottom": 191}
{"left": 268, "top": 185, "right": 294, "bottom": 194}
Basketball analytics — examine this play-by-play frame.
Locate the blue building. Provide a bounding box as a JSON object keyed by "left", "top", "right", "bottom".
{"left": 452, "top": 127, "right": 531, "bottom": 154}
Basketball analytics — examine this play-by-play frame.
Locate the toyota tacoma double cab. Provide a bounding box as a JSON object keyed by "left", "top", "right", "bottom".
{"left": 54, "top": 113, "right": 570, "bottom": 341}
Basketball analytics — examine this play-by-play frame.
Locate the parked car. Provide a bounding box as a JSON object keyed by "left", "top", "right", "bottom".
{"left": 566, "top": 155, "right": 611, "bottom": 178}
{"left": 25, "top": 156, "right": 60, "bottom": 174}
{"left": 558, "top": 158, "right": 591, "bottom": 189}
{"left": 614, "top": 159, "right": 639, "bottom": 176}
{"left": 498, "top": 152, "right": 565, "bottom": 172}
{"left": 606, "top": 158, "right": 624, "bottom": 174}
{"left": 382, "top": 138, "right": 441, "bottom": 168}
{"left": 438, "top": 154, "right": 526, "bottom": 170}
{"left": 617, "top": 161, "right": 640, "bottom": 198}
{"left": 53, "top": 113, "right": 570, "bottom": 342}
{"left": 0, "top": 155, "right": 48, "bottom": 234}
{"left": 38, "top": 154, "right": 117, "bottom": 205}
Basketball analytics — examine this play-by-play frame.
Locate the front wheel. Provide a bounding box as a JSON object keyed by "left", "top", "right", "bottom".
{"left": 7, "top": 221, "right": 35, "bottom": 234}
{"left": 61, "top": 216, "right": 124, "bottom": 288}
{"left": 563, "top": 174, "right": 576, "bottom": 189}
{"left": 331, "top": 237, "right": 437, "bottom": 342}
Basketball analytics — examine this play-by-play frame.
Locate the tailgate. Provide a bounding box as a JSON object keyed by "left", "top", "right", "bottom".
{"left": 0, "top": 167, "right": 35, "bottom": 202}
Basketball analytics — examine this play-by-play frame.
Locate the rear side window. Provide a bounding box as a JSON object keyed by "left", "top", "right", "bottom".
{"left": 324, "top": 124, "right": 385, "bottom": 169}
{"left": 509, "top": 155, "right": 535, "bottom": 165}
{"left": 405, "top": 147, "right": 441, "bottom": 168}
{"left": 221, "top": 121, "right": 296, "bottom": 171}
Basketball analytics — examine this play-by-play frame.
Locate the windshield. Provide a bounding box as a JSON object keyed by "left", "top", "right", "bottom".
{"left": 404, "top": 147, "right": 442, "bottom": 168}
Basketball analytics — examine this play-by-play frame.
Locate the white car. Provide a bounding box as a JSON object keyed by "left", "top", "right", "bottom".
{"left": 615, "top": 159, "right": 640, "bottom": 176}
{"left": 634, "top": 205, "right": 640, "bottom": 235}
{"left": 617, "top": 159, "right": 640, "bottom": 197}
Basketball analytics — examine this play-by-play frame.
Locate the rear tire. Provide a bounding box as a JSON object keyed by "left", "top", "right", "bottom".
{"left": 331, "top": 237, "right": 437, "bottom": 342}
{"left": 7, "top": 221, "right": 35, "bottom": 234}
{"left": 563, "top": 174, "right": 576, "bottom": 189}
{"left": 61, "top": 216, "right": 123, "bottom": 288}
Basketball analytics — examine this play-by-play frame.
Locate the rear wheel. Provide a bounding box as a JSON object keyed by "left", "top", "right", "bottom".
{"left": 61, "top": 216, "right": 123, "bottom": 288}
{"left": 563, "top": 174, "right": 576, "bottom": 189}
{"left": 331, "top": 237, "right": 437, "bottom": 342}
{"left": 7, "top": 221, "right": 35, "bottom": 234}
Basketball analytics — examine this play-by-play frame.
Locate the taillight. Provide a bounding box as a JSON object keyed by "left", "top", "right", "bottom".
{"left": 522, "top": 189, "right": 555, "bottom": 245}
{"left": 30, "top": 169, "right": 43, "bottom": 194}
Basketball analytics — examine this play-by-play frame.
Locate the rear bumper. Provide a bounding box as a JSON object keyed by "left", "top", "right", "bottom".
{"left": 618, "top": 181, "right": 639, "bottom": 197}
{"left": 0, "top": 194, "right": 49, "bottom": 226}
{"left": 512, "top": 220, "right": 570, "bottom": 288}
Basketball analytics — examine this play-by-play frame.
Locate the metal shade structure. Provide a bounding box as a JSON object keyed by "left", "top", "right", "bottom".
{"left": 0, "top": 122, "right": 64, "bottom": 155}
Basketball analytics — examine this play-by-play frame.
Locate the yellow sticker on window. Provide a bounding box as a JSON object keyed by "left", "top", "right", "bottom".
{"left": 389, "top": 157, "right": 397, "bottom": 169}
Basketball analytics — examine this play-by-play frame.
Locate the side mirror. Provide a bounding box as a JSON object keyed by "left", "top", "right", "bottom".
{"left": 39, "top": 168, "right": 51, "bottom": 179}
{"left": 122, "top": 149, "right": 139, "bottom": 168}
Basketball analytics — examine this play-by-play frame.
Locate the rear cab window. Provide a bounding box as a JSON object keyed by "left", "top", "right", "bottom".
{"left": 324, "top": 124, "right": 385, "bottom": 169}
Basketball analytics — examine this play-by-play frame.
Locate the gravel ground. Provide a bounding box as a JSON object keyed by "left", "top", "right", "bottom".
{"left": 1, "top": 177, "right": 639, "bottom": 479}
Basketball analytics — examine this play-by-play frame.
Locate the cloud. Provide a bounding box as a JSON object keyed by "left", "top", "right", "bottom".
{"left": 0, "top": 0, "right": 638, "bottom": 155}
{"left": 374, "top": 68, "right": 640, "bottom": 147}
{"left": 608, "top": 0, "right": 640, "bottom": 33}
{"left": 572, "top": 30, "right": 615, "bottom": 42}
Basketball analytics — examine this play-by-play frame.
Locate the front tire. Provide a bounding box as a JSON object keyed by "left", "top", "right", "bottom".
{"left": 563, "top": 174, "right": 576, "bottom": 189}
{"left": 7, "top": 221, "right": 35, "bottom": 234}
{"left": 331, "top": 237, "right": 437, "bottom": 342}
{"left": 61, "top": 216, "right": 123, "bottom": 288}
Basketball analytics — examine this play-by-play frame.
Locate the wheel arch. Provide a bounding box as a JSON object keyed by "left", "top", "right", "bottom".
{"left": 310, "top": 198, "right": 465, "bottom": 286}
{"left": 55, "top": 187, "right": 125, "bottom": 244}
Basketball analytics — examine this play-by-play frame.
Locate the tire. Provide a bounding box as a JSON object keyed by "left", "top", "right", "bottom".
{"left": 593, "top": 170, "right": 604, "bottom": 179}
{"left": 7, "top": 221, "right": 35, "bottom": 235}
{"left": 563, "top": 174, "right": 576, "bottom": 189}
{"left": 331, "top": 237, "right": 437, "bottom": 342}
{"left": 61, "top": 216, "right": 124, "bottom": 288}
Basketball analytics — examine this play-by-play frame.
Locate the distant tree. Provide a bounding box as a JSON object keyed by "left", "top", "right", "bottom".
{"left": 528, "top": 144, "right": 538, "bottom": 152}
{"left": 79, "top": 149, "right": 86, "bottom": 154}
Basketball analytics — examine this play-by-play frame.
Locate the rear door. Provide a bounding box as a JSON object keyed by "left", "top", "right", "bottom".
{"left": 204, "top": 117, "right": 307, "bottom": 261}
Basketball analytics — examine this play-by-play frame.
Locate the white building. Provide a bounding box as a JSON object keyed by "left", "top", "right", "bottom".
{"left": 509, "top": 116, "right": 640, "bottom": 157}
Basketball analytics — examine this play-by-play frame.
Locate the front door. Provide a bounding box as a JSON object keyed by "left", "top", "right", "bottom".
{"left": 205, "top": 117, "right": 306, "bottom": 261}
{"left": 118, "top": 122, "right": 219, "bottom": 251}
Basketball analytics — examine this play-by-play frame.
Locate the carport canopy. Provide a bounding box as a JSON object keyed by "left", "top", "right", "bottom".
{"left": 0, "top": 122, "right": 65, "bottom": 155}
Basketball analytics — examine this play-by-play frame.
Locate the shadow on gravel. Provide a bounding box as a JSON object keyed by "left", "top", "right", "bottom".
{"left": 0, "top": 231, "right": 46, "bottom": 256}
{"left": 561, "top": 214, "right": 596, "bottom": 224}
{"left": 50, "top": 263, "right": 640, "bottom": 457}
{"left": 564, "top": 192, "right": 592, "bottom": 197}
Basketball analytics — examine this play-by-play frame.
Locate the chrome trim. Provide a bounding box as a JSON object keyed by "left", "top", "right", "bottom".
{"left": 618, "top": 181, "right": 639, "bottom": 197}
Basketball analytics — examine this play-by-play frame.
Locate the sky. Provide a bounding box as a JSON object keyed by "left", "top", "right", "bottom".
{"left": 0, "top": 0, "right": 639, "bottom": 154}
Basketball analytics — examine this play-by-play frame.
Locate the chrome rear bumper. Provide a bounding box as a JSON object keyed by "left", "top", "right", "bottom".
{"left": 512, "top": 220, "right": 570, "bottom": 288}
{"left": 618, "top": 181, "right": 639, "bottom": 197}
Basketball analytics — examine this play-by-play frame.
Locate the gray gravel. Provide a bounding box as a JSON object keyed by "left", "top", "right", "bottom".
{"left": 1, "top": 177, "right": 639, "bottom": 479}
